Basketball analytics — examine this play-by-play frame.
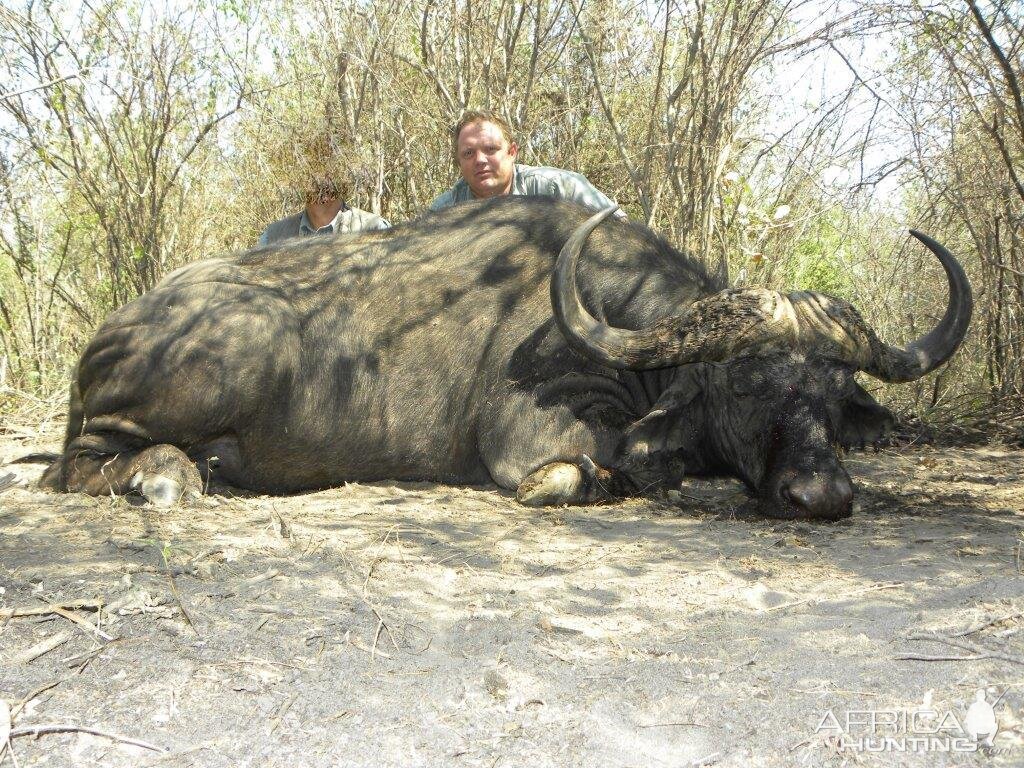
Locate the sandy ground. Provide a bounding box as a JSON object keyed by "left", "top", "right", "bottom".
{"left": 0, "top": 429, "right": 1022, "bottom": 768}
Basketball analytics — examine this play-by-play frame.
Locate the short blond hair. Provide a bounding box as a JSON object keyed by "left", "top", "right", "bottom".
{"left": 451, "top": 110, "right": 516, "bottom": 166}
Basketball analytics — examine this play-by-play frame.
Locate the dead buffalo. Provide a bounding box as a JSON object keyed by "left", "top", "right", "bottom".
{"left": 40, "top": 198, "right": 971, "bottom": 520}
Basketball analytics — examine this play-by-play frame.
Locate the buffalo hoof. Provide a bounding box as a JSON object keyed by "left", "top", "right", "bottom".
{"left": 518, "top": 462, "right": 585, "bottom": 506}
{"left": 517, "top": 456, "right": 604, "bottom": 506}
{"left": 130, "top": 471, "right": 202, "bottom": 507}
{"left": 126, "top": 445, "right": 204, "bottom": 506}
{"left": 122, "top": 444, "right": 202, "bottom": 505}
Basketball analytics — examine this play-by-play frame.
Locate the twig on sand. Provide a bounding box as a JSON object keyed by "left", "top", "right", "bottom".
{"left": 689, "top": 752, "right": 721, "bottom": 767}
{"left": 895, "top": 653, "right": 987, "bottom": 662}
{"left": 161, "top": 549, "right": 199, "bottom": 637}
{"left": 763, "top": 582, "right": 903, "bottom": 613}
{"left": 903, "top": 633, "right": 1024, "bottom": 666}
{"left": 0, "top": 600, "right": 105, "bottom": 620}
{"left": 268, "top": 693, "right": 297, "bottom": 734}
{"left": 12, "top": 631, "right": 73, "bottom": 665}
{"left": 66, "top": 638, "right": 123, "bottom": 673}
{"left": 346, "top": 631, "right": 392, "bottom": 659}
{"left": 2, "top": 680, "right": 69, "bottom": 765}
{"left": 363, "top": 525, "right": 402, "bottom": 592}
{"left": 217, "top": 657, "right": 307, "bottom": 671}
{"left": 354, "top": 527, "right": 408, "bottom": 661}
{"left": 1, "top": 700, "right": 11, "bottom": 766}
{"left": 371, "top": 621, "right": 386, "bottom": 658}
{"left": 10, "top": 680, "right": 64, "bottom": 720}
{"left": 8, "top": 724, "right": 166, "bottom": 753}
{"left": 243, "top": 568, "right": 281, "bottom": 587}
{"left": 670, "top": 488, "right": 709, "bottom": 503}
{"left": 250, "top": 605, "right": 294, "bottom": 617}
{"left": 948, "top": 610, "right": 1024, "bottom": 638}
{"left": 43, "top": 602, "right": 115, "bottom": 643}
{"left": 369, "top": 606, "right": 400, "bottom": 654}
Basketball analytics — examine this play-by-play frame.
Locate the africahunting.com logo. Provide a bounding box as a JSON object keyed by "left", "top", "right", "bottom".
{"left": 815, "top": 690, "right": 1001, "bottom": 754}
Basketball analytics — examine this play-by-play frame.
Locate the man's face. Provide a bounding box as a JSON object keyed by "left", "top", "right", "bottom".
{"left": 456, "top": 120, "right": 518, "bottom": 199}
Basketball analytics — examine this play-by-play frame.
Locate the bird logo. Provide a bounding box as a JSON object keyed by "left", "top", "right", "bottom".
{"left": 963, "top": 690, "right": 998, "bottom": 747}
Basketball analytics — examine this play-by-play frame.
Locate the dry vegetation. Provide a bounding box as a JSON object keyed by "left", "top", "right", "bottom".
{"left": 0, "top": 0, "right": 1021, "bottom": 431}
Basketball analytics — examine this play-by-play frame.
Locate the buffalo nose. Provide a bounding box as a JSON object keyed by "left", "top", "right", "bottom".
{"left": 779, "top": 473, "right": 853, "bottom": 520}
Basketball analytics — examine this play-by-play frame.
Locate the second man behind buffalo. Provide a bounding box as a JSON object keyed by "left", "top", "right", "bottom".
{"left": 259, "top": 176, "right": 390, "bottom": 246}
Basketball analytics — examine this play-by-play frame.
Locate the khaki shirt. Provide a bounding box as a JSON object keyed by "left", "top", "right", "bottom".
{"left": 258, "top": 206, "right": 390, "bottom": 246}
{"left": 429, "top": 163, "right": 626, "bottom": 218}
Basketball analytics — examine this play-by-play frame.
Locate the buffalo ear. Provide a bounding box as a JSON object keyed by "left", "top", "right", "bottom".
{"left": 836, "top": 383, "right": 896, "bottom": 449}
{"left": 620, "top": 370, "right": 701, "bottom": 460}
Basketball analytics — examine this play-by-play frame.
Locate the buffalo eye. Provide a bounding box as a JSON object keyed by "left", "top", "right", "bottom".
{"left": 728, "top": 366, "right": 769, "bottom": 397}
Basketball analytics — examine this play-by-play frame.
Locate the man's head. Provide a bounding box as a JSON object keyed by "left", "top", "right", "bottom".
{"left": 452, "top": 110, "right": 518, "bottom": 199}
{"left": 304, "top": 177, "right": 343, "bottom": 207}
{"left": 294, "top": 130, "right": 351, "bottom": 211}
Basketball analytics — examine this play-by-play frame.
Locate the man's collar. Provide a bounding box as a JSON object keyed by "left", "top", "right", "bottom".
{"left": 510, "top": 162, "right": 524, "bottom": 195}
{"left": 300, "top": 203, "right": 350, "bottom": 235}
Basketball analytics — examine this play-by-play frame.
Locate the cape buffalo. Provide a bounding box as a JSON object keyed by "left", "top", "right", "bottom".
{"left": 40, "top": 198, "right": 971, "bottom": 520}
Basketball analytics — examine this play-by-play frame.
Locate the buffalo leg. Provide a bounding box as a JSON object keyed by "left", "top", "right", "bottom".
{"left": 479, "top": 379, "right": 639, "bottom": 505}
{"left": 60, "top": 435, "right": 202, "bottom": 506}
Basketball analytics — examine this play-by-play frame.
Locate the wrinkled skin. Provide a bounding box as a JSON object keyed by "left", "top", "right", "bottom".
{"left": 617, "top": 355, "right": 896, "bottom": 520}
{"left": 38, "top": 197, "right": 965, "bottom": 520}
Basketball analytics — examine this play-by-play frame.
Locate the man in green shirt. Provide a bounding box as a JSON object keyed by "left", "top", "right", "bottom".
{"left": 429, "top": 110, "right": 626, "bottom": 218}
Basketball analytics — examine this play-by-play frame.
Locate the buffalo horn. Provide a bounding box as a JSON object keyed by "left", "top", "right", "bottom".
{"left": 857, "top": 230, "right": 973, "bottom": 382}
{"left": 552, "top": 206, "right": 828, "bottom": 369}
{"left": 550, "top": 206, "right": 680, "bottom": 369}
{"left": 552, "top": 209, "right": 972, "bottom": 376}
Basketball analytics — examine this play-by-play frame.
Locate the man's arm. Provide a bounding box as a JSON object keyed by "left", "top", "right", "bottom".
{"left": 428, "top": 188, "right": 457, "bottom": 213}
{"left": 552, "top": 170, "right": 627, "bottom": 219}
